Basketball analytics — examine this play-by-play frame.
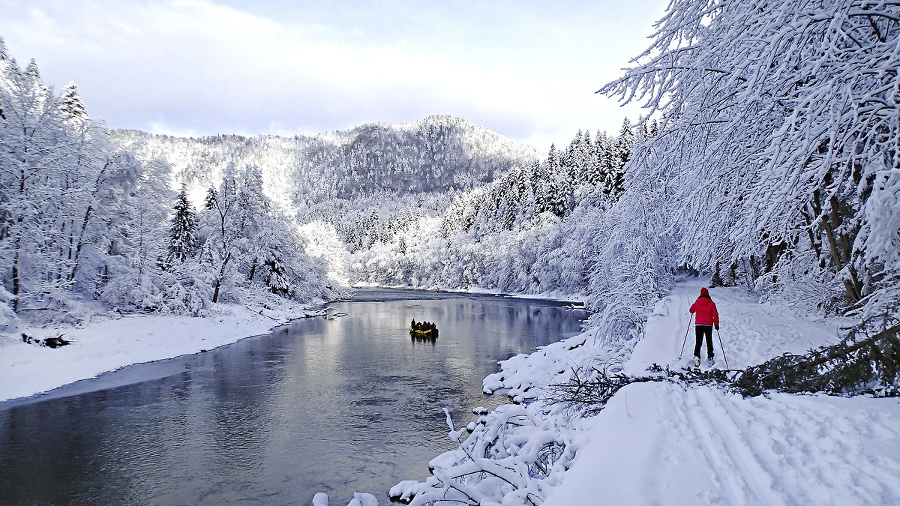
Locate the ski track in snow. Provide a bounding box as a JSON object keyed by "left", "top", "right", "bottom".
{"left": 687, "top": 388, "right": 786, "bottom": 505}
{"left": 546, "top": 381, "right": 900, "bottom": 505}
{"left": 544, "top": 279, "right": 900, "bottom": 505}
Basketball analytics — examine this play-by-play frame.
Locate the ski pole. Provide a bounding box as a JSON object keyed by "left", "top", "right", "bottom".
{"left": 715, "top": 327, "right": 729, "bottom": 369}
{"left": 679, "top": 313, "right": 693, "bottom": 358}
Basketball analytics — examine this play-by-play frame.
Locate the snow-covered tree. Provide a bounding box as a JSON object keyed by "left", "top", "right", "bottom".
{"left": 200, "top": 163, "right": 240, "bottom": 304}
{"left": 0, "top": 53, "right": 131, "bottom": 313}
{"left": 98, "top": 155, "right": 177, "bottom": 312}
{"left": 0, "top": 46, "right": 186, "bottom": 320}
{"left": 197, "top": 163, "right": 334, "bottom": 303}
{"left": 166, "top": 183, "right": 199, "bottom": 265}
{"left": 600, "top": 0, "right": 900, "bottom": 315}
{"left": 59, "top": 83, "right": 86, "bottom": 122}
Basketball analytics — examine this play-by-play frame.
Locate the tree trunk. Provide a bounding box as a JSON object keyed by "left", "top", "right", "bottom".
{"left": 211, "top": 252, "right": 231, "bottom": 304}
{"left": 67, "top": 205, "right": 92, "bottom": 283}
{"left": 801, "top": 206, "right": 822, "bottom": 259}
{"left": 12, "top": 234, "right": 21, "bottom": 313}
{"left": 813, "top": 189, "right": 863, "bottom": 303}
{"left": 212, "top": 279, "right": 222, "bottom": 304}
{"left": 248, "top": 259, "right": 257, "bottom": 281}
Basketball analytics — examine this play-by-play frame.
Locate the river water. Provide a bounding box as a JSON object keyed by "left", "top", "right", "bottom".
{"left": 0, "top": 289, "right": 587, "bottom": 505}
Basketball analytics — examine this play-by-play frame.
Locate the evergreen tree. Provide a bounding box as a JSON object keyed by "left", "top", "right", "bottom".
{"left": 544, "top": 145, "right": 569, "bottom": 217}
{"left": 608, "top": 119, "right": 633, "bottom": 199}
{"left": 584, "top": 130, "right": 608, "bottom": 187}
{"left": 263, "top": 249, "right": 291, "bottom": 296}
{"left": 59, "top": 83, "right": 87, "bottom": 122}
{"left": 166, "top": 184, "right": 199, "bottom": 265}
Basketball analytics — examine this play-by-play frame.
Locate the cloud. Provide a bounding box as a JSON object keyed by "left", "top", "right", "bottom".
{"left": 2, "top": 0, "right": 664, "bottom": 149}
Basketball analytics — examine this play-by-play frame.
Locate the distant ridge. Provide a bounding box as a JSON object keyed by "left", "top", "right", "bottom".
{"left": 112, "top": 116, "right": 539, "bottom": 209}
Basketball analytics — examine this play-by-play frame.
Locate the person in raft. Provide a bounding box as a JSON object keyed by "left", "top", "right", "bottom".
{"left": 689, "top": 287, "right": 719, "bottom": 367}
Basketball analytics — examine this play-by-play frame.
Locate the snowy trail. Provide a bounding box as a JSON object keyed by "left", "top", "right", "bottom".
{"left": 543, "top": 279, "right": 900, "bottom": 505}
{"left": 624, "top": 278, "right": 844, "bottom": 374}
{"left": 545, "top": 382, "right": 900, "bottom": 505}
{"left": 687, "top": 388, "right": 787, "bottom": 505}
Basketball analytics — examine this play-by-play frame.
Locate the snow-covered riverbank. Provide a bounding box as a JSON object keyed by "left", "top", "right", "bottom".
{"left": 392, "top": 278, "right": 900, "bottom": 505}
{"left": 541, "top": 280, "right": 900, "bottom": 504}
{"left": 0, "top": 302, "right": 322, "bottom": 404}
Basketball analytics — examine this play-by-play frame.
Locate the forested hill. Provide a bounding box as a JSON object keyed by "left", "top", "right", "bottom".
{"left": 111, "top": 115, "right": 538, "bottom": 208}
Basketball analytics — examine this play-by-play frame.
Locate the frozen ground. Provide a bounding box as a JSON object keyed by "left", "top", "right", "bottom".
{"left": 391, "top": 278, "right": 900, "bottom": 506}
{"left": 544, "top": 382, "right": 900, "bottom": 505}
{"left": 544, "top": 279, "right": 900, "bottom": 505}
{"left": 0, "top": 302, "right": 320, "bottom": 403}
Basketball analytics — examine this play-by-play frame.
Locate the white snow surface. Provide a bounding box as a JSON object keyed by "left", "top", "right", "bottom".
{"left": 544, "top": 382, "right": 900, "bottom": 505}
{"left": 399, "top": 278, "right": 900, "bottom": 505}
{"left": 0, "top": 303, "right": 319, "bottom": 403}
{"left": 540, "top": 279, "right": 900, "bottom": 504}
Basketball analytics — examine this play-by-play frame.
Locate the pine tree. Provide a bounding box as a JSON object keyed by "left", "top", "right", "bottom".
{"left": 263, "top": 248, "right": 291, "bottom": 296}
{"left": 608, "top": 119, "right": 632, "bottom": 199}
{"left": 585, "top": 130, "right": 608, "bottom": 187}
{"left": 166, "top": 184, "right": 199, "bottom": 265}
{"left": 59, "top": 83, "right": 87, "bottom": 122}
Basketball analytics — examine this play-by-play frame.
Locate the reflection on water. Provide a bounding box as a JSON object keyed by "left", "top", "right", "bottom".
{"left": 0, "top": 289, "right": 587, "bottom": 505}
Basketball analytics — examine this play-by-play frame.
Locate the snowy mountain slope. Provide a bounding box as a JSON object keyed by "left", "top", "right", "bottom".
{"left": 111, "top": 115, "right": 538, "bottom": 209}
{"left": 540, "top": 280, "right": 900, "bottom": 505}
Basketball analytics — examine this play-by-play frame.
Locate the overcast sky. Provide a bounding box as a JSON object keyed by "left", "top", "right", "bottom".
{"left": 1, "top": 0, "right": 668, "bottom": 150}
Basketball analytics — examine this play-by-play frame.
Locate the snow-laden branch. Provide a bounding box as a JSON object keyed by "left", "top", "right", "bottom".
{"left": 598, "top": 0, "right": 900, "bottom": 312}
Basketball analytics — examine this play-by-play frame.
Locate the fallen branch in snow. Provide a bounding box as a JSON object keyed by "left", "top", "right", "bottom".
{"left": 545, "top": 366, "right": 658, "bottom": 416}
{"left": 546, "top": 364, "right": 735, "bottom": 416}
{"left": 548, "top": 321, "right": 900, "bottom": 416}
{"left": 735, "top": 321, "right": 900, "bottom": 397}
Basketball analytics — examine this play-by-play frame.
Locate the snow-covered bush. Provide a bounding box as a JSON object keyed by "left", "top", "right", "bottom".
{"left": 0, "top": 285, "right": 18, "bottom": 331}
{"left": 391, "top": 405, "right": 576, "bottom": 506}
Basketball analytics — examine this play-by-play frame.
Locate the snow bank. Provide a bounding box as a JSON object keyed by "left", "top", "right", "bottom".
{"left": 482, "top": 329, "right": 607, "bottom": 402}
{"left": 0, "top": 303, "right": 321, "bottom": 403}
{"left": 539, "top": 281, "right": 900, "bottom": 504}
{"left": 400, "top": 278, "right": 900, "bottom": 505}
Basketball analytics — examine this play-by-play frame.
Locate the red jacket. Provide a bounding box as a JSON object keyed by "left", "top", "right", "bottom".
{"left": 690, "top": 295, "right": 719, "bottom": 327}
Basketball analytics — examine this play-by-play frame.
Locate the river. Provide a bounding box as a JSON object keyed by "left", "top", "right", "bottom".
{"left": 0, "top": 289, "right": 587, "bottom": 505}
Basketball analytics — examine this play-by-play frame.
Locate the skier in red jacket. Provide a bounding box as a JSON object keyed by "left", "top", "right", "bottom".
{"left": 689, "top": 287, "right": 719, "bottom": 367}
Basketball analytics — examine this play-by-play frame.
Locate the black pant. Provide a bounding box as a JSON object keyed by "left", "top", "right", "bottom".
{"left": 694, "top": 325, "right": 714, "bottom": 359}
